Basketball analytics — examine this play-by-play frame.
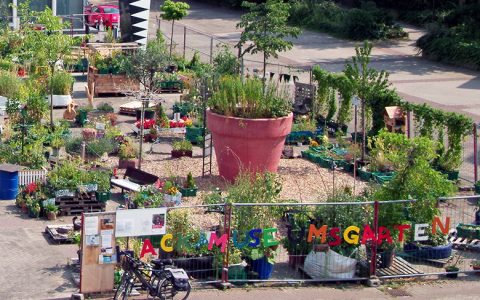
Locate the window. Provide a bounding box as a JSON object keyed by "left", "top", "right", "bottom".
{"left": 103, "top": 7, "right": 119, "bottom": 14}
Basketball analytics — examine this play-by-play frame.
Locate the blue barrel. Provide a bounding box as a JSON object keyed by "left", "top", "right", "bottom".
{"left": 0, "top": 164, "right": 21, "bottom": 200}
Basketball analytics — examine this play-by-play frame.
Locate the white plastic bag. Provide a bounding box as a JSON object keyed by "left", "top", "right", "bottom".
{"left": 303, "top": 249, "right": 357, "bottom": 279}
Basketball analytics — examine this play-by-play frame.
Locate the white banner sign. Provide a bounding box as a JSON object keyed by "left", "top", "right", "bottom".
{"left": 115, "top": 208, "right": 167, "bottom": 237}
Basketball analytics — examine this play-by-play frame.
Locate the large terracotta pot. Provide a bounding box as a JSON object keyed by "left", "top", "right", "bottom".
{"left": 207, "top": 110, "right": 293, "bottom": 182}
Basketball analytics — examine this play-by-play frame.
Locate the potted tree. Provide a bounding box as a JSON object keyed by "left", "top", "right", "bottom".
{"left": 50, "top": 135, "right": 64, "bottom": 157}
{"left": 45, "top": 203, "right": 59, "bottom": 220}
{"left": 207, "top": 76, "right": 293, "bottom": 182}
{"left": 92, "top": 170, "right": 112, "bottom": 203}
{"left": 171, "top": 140, "right": 193, "bottom": 158}
{"left": 49, "top": 71, "right": 74, "bottom": 107}
{"left": 118, "top": 140, "right": 138, "bottom": 169}
{"left": 180, "top": 172, "right": 197, "bottom": 197}
{"left": 471, "top": 260, "right": 480, "bottom": 275}
{"left": 445, "top": 255, "right": 462, "bottom": 278}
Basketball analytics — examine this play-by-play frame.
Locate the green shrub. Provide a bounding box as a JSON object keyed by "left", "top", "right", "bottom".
{"left": 96, "top": 102, "right": 114, "bottom": 113}
{"left": 66, "top": 137, "right": 83, "bottom": 155}
{"left": 86, "top": 138, "right": 115, "bottom": 156}
{"left": 50, "top": 71, "right": 74, "bottom": 95}
{"left": 0, "top": 70, "right": 21, "bottom": 98}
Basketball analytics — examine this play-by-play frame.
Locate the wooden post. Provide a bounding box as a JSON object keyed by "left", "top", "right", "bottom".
{"left": 474, "top": 123, "right": 478, "bottom": 183}
{"left": 183, "top": 26, "right": 186, "bottom": 60}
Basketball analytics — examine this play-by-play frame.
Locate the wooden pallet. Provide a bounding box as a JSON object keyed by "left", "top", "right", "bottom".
{"left": 59, "top": 203, "right": 105, "bottom": 216}
{"left": 397, "top": 252, "right": 450, "bottom": 268}
{"left": 377, "top": 256, "right": 423, "bottom": 277}
{"left": 44, "top": 224, "right": 75, "bottom": 244}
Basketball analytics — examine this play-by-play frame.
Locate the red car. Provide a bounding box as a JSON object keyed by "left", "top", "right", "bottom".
{"left": 84, "top": 4, "right": 119, "bottom": 29}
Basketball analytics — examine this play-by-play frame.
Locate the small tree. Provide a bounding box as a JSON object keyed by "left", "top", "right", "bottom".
{"left": 123, "top": 37, "right": 170, "bottom": 93}
{"left": 21, "top": 6, "right": 73, "bottom": 128}
{"left": 344, "top": 41, "right": 389, "bottom": 160}
{"left": 236, "top": 0, "right": 300, "bottom": 80}
{"left": 160, "top": 0, "right": 190, "bottom": 59}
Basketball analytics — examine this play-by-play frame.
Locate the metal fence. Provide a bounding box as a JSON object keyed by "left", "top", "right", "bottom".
{"left": 126, "top": 196, "right": 480, "bottom": 287}
{"left": 156, "top": 18, "right": 312, "bottom": 85}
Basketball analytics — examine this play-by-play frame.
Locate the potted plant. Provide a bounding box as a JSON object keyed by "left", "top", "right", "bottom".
{"left": 49, "top": 71, "right": 74, "bottom": 107}
{"left": 227, "top": 172, "right": 285, "bottom": 279}
{"left": 171, "top": 140, "right": 193, "bottom": 158}
{"left": 145, "top": 126, "right": 158, "bottom": 143}
{"left": 92, "top": 170, "right": 112, "bottom": 203}
{"left": 163, "top": 181, "right": 182, "bottom": 206}
{"left": 286, "top": 116, "right": 316, "bottom": 145}
{"left": 118, "top": 140, "right": 138, "bottom": 169}
{"left": 404, "top": 228, "right": 452, "bottom": 260}
{"left": 45, "top": 203, "right": 59, "bottom": 220}
{"left": 51, "top": 135, "right": 64, "bottom": 157}
{"left": 180, "top": 172, "right": 197, "bottom": 197}
{"left": 26, "top": 199, "right": 41, "bottom": 218}
{"left": 437, "top": 149, "right": 462, "bottom": 181}
{"left": 107, "top": 112, "right": 117, "bottom": 126}
{"left": 207, "top": 76, "right": 293, "bottom": 182}
{"left": 282, "top": 212, "right": 313, "bottom": 269}
{"left": 475, "top": 181, "right": 480, "bottom": 195}
{"left": 445, "top": 255, "right": 462, "bottom": 278}
{"left": 471, "top": 260, "right": 480, "bottom": 275}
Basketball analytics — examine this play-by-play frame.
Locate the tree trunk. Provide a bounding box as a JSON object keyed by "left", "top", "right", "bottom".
{"left": 170, "top": 20, "right": 175, "bottom": 59}
{"left": 50, "top": 65, "right": 54, "bottom": 128}
{"left": 263, "top": 52, "right": 266, "bottom": 82}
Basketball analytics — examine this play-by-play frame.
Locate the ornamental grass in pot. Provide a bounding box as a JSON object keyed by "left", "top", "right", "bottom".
{"left": 171, "top": 140, "right": 193, "bottom": 158}
{"left": 118, "top": 139, "right": 138, "bottom": 169}
{"left": 207, "top": 76, "right": 293, "bottom": 182}
{"left": 49, "top": 71, "right": 74, "bottom": 107}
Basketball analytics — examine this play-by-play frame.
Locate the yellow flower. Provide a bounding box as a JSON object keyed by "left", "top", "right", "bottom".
{"left": 310, "top": 140, "right": 319, "bottom": 147}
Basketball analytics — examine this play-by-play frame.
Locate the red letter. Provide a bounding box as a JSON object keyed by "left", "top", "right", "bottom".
{"left": 307, "top": 224, "right": 327, "bottom": 243}
{"left": 377, "top": 226, "right": 393, "bottom": 245}
{"left": 208, "top": 233, "right": 229, "bottom": 253}
{"left": 140, "top": 239, "right": 157, "bottom": 258}
{"left": 394, "top": 224, "right": 411, "bottom": 242}
{"left": 361, "top": 225, "right": 376, "bottom": 245}
{"left": 328, "top": 227, "right": 341, "bottom": 246}
{"left": 432, "top": 217, "right": 450, "bottom": 235}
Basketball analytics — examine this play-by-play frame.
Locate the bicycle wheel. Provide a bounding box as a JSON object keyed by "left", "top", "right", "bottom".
{"left": 114, "top": 273, "right": 132, "bottom": 300}
{"left": 156, "top": 277, "right": 191, "bottom": 300}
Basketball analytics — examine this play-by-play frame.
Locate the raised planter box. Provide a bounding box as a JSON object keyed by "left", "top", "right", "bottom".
{"left": 440, "top": 170, "right": 460, "bottom": 181}
{"left": 95, "top": 191, "right": 111, "bottom": 203}
{"left": 357, "top": 169, "right": 373, "bottom": 181}
{"left": 171, "top": 150, "right": 193, "bottom": 158}
{"left": 372, "top": 172, "right": 395, "bottom": 184}
{"left": 403, "top": 242, "right": 452, "bottom": 259}
{"left": 286, "top": 131, "right": 314, "bottom": 144}
{"left": 180, "top": 187, "right": 197, "bottom": 197}
{"left": 456, "top": 223, "right": 480, "bottom": 240}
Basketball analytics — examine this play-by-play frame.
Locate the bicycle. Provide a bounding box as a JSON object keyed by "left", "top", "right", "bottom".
{"left": 115, "top": 251, "right": 191, "bottom": 300}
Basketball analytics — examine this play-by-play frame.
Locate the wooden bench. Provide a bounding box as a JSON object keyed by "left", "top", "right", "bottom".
{"left": 110, "top": 167, "right": 159, "bottom": 193}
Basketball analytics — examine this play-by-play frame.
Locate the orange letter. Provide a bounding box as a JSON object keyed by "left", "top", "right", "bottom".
{"left": 432, "top": 217, "right": 450, "bottom": 235}
{"left": 140, "top": 239, "right": 157, "bottom": 258}
{"left": 307, "top": 224, "right": 327, "bottom": 243}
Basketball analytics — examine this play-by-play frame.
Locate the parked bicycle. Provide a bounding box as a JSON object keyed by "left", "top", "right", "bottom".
{"left": 115, "top": 251, "right": 191, "bottom": 300}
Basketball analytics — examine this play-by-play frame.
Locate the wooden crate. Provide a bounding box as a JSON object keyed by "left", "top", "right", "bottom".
{"left": 87, "top": 66, "right": 139, "bottom": 97}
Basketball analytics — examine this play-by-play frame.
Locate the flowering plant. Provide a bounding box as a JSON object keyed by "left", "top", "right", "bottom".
{"left": 135, "top": 119, "right": 156, "bottom": 129}
{"left": 25, "top": 182, "right": 38, "bottom": 194}
{"left": 163, "top": 180, "right": 180, "bottom": 195}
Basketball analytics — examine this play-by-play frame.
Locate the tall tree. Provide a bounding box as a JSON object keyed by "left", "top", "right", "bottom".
{"left": 160, "top": 0, "right": 190, "bottom": 59}
{"left": 236, "top": 0, "right": 300, "bottom": 80}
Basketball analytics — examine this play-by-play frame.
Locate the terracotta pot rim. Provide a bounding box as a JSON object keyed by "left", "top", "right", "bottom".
{"left": 207, "top": 109, "right": 293, "bottom": 122}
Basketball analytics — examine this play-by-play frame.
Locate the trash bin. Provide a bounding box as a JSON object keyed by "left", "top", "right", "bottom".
{"left": 0, "top": 164, "right": 22, "bottom": 200}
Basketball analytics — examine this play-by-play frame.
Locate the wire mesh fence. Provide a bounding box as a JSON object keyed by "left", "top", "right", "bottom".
{"left": 119, "top": 196, "right": 480, "bottom": 287}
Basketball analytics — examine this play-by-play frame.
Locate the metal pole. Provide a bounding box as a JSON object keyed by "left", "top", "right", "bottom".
{"left": 354, "top": 105, "right": 358, "bottom": 144}
{"left": 309, "top": 67, "right": 312, "bottom": 85}
{"left": 209, "top": 37, "right": 213, "bottom": 64}
{"left": 361, "top": 98, "right": 366, "bottom": 162}
{"left": 138, "top": 97, "right": 145, "bottom": 170}
{"left": 407, "top": 110, "right": 412, "bottom": 139}
{"left": 222, "top": 203, "right": 232, "bottom": 284}
{"left": 370, "top": 201, "right": 379, "bottom": 277}
{"left": 183, "top": 26, "right": 186, "bottom": 60}
{"left": 81, "top": 141, "right": 86, "bottom": 162}
{"left": 474, "top": 123, "right": 478, "bottom": 183}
